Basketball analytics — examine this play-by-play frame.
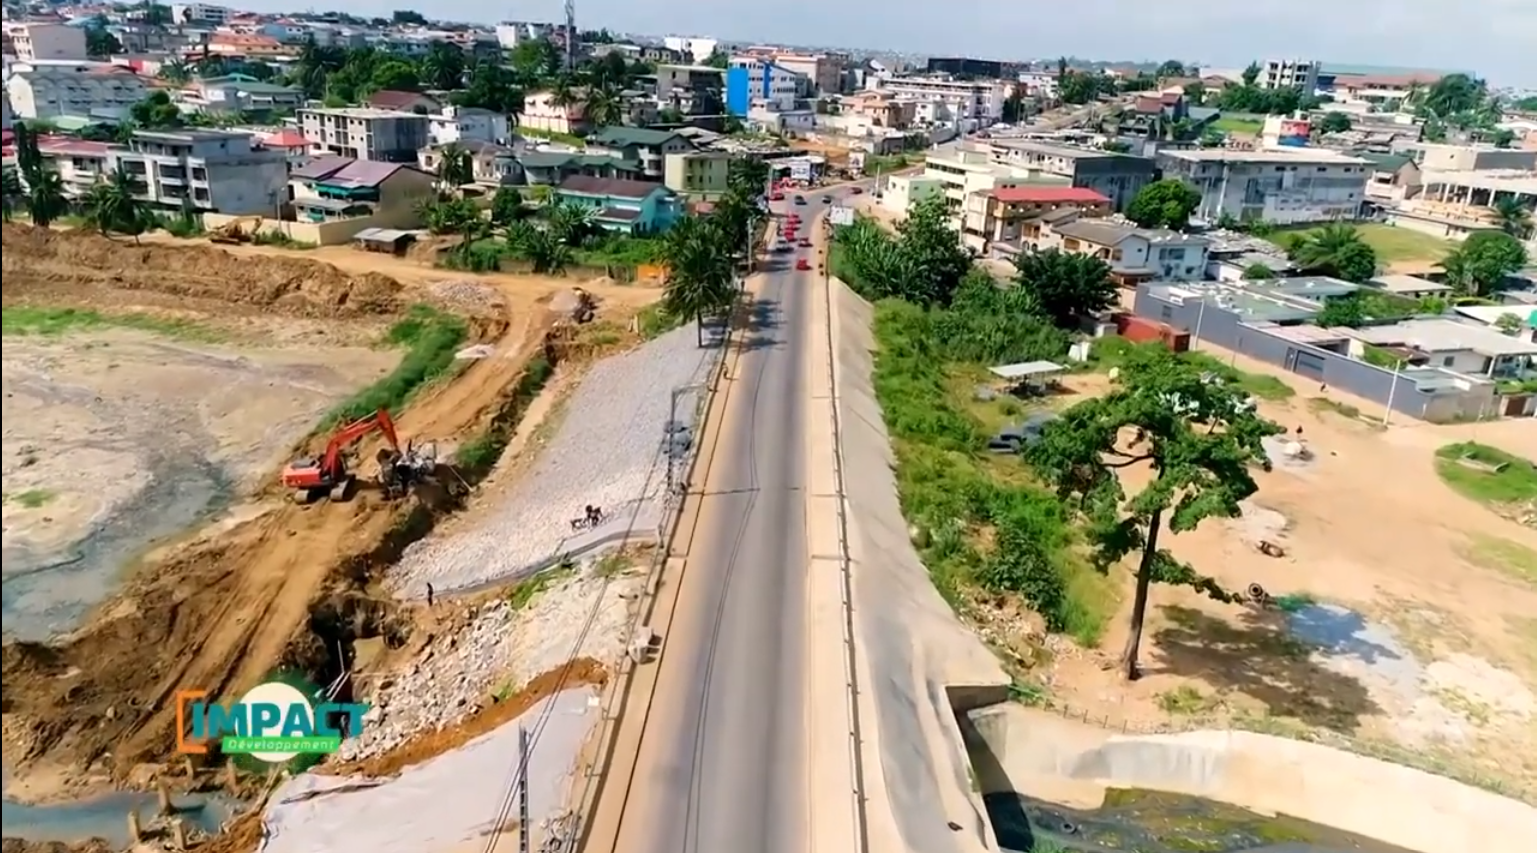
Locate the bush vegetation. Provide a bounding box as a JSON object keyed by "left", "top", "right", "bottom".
{"left": 320, "top": 304, "right": 467, "bottom": 429}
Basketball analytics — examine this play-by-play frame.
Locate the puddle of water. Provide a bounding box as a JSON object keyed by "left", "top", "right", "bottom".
{"left": 0, "top": 789, "right": 239, "bottom": 846}
{"left": 984, "top": 788, "right": 1418, "bottom": 853}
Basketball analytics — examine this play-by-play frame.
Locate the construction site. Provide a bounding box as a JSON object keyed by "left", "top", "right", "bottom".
{"left": 0, "top": 222, "right": 675, "bottom": 853}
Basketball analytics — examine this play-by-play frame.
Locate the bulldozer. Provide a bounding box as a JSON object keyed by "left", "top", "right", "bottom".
{"left": 280, "top": 408, "right": 438, "bottom": 503}
{"left": 210, "top": 216, "right": 263, "bottom": 245}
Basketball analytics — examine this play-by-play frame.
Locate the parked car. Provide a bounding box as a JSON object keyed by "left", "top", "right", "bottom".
{"left": 769, "top": 192, "right": 784, "bottom": 201}
{"left": 796, "top": 258, "right": 812, "bottom": 271}
{"left": 850, "top": 186, "right": 864, "bottom": 194}
{"left": 798, "top": 238, "right": 812, "bottom": 247}
{"left": 986, "top": 412, "right": 1059, "bottom": 454}
{"left": 822, "top": 196, "right": 832, "bottom": 203}
{"left": 794, "top": 195, "right": 806, "bottom": 205}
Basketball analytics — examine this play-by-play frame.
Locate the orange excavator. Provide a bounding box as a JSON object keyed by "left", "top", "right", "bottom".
{"left": 280, "top": 408, "right": 429, "bottom": 504}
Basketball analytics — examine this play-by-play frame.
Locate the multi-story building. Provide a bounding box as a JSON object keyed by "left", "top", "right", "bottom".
{"left": 1261, "top": 59, "right": 1319, "bottom": 92}
{"left": 654, "top": 64, "right": 726, "bottom": 110}
{"left": 766, "top": 51, "right": 846, "bottom": 96}
{"left": 875, "top": 74, "right": 1009, "bottom": 127}
{"left": 726, "top": 57, "right": 803, "bottom": 116}
{"left": 5, "top": 61, "right": 148, "bottom": 121}
{"left": 428, "top": 105, "right": 512, "bottom": 147}
{"left": 113, "top": 129, "right": 289, "bottom": 214}
{"left": 419, "top": 140, "right": 520, "bottom": 186}
{"left": 1393, "top": 141, "right": 1537, "bottom": 173}
{"left": 664, "top": 150, "right": 733, "bottom": 196}
{"left": 170, "top": 3, "right": 232, "bottom": 26}
{"left": 34, "top": 135, "right": 114, "bottom": 200}
{"left": 586, "top": 126, "right": 695, "bottom": 180}
{"left": 1157, "top": 148, "right": 1370, "bottom": 225}
{"left": 661, "top": 36, "right": 718, "bottom": 65}
{"left": 1036, "top": 219, "right": 1212, "bottom": 286}
{"left": 297, "top": 107, "right": 429, "bottom": 163}
{"left": 552, "top": 175, "right": 683, "bottom": 235}
{"left": 181, "top": 76, "right": 304, "bottom": 115}
{"left": 926, "top": 57, "right": 1003, "bottom": 79}
{"left": 7, "top": 23, "right": 89, "bottom": 62}
{"left": 961, "top": 185, "right": 1112, "bottom": 253}
{"left": 520, "top": 90, "right": 587, "bottom": 135}
{"left": 987, "top": 140, "right": 1158, "bottom": 212}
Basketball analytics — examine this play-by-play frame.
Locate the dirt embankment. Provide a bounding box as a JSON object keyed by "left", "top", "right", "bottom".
{"left": 0, "top": 225, "right": 564, "bottom": 802}
{"left": 1, "top": 223, "right": 403, "bottom": 319}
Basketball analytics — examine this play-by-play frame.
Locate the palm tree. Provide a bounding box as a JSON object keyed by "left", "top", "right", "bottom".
{"left": 543, "top": 200, "right": 596, "bottom": 247}
{"left": 434, "top": 143, "right": 473, "bottom": 191}
{"left": 1493, "top": 197, "right": 1533, "bottom": 240}
{"left": 421, "top": 42, "right": 466, "bottom": 91}
{"left": 581, "top": 84, "right": 624, "bottom": 128}
{"left": 661, "top": 215, "right": 737, "bottom": 347}
{"left": 1, "top": 165, "right": 23, "bottom": 222}
{"left": 159, "top": 58, "right": 192, "bottom": 84}
{"left": 1285, "top": 223, "right": 1378, "bottom": 283}
{"left": 25, "top": 170, "right": 70, "bottom": 227}
{"left": 83, "top": 167, "right": 147, "bottom": 240}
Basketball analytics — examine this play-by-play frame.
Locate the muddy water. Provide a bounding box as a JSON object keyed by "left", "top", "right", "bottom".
{"left": 1, "top": 787, "right": 238, "bottom": 847}
{"left": 984, "top": 788, "right": 1418, "bottom": 853}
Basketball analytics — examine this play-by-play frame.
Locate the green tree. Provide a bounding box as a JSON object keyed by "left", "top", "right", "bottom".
{"left": 509, "top": 38, "right": 561, "bottom": 80}
{"left": 1241, "top": 262, "right": 1275, "bottom": 280}
{"left": 1241, "top": 62, "right": 1261, "bottom": 86}
{"left": 1125, "top": 179, "right": 1202, "bottom": 230}
{"left": 1025, "top": 345, "right": 1284, "bottom": 679}
{"left": 704, "top": 49, "right": 729, "bottom": 70}
{"left": 1492, "top": 197, "right": 1533, "bottom": 240}
{"left": 452, "top": 62, "right": 525, "bottom": 115}
{"left": 82, "top": 168, "right": 148, "bottom": 240}
{"left": 661, "top": 215, "right": 737, "bottom": 346}
{"left": 1493, "top": 312, "right": 1524, "bottom": 335}
{"left": 85, "top": 20, "right": 122, "bottom": 58}
{"left": 131, "top": 91, "right": 184, "bottom": 128}
{"left": 489, "top": 186, "right": 525, "bottom": 227}
{"left": 1156, "top": 60, "right": 1187, "bottom": 78}
{"left": 1437, "top": 231, "right": 1527, "bottom": 297}
{"left": 1419, "top": 74, "right": 1486, "bottom": 118}
{"left": 1058, "top": 71, "right": 1109, "bottom": 105}
{"left": 582, "top": 84, "right": 625, "bottom": 128}
{"left": 1286, "top": 224, "right": 1378, "bottom": 283}
{"left": 726, "top": 157, "right": 770, "bottom": 199}
{"left": 159, "top": 59, "right": 192, "bottom": 84}
{"left": 369, "top": 59, "right": 421, "bottom": 93}
{"left": 1012, "top": 249, "right": 1117, "bottom": 328}
{"left": 25, "top": 171, "right": 70, "bottom": 227}
{"left": 433, "top": 143, "right": 473, "bottom": 190}
{"left": 1315, "top": 292, "right": 1368, "bottom": 328}
{"left": 392, "top": 10, "right": 427, "bottom": 25}
{"left": 1316, "top": 112, "right": 1353, "bottom": 134}
{"left": 1, "top": 165, "right": 22, "bottom": 222}
{"left": 420, "top": 41, "right": 466, "bottom": 90}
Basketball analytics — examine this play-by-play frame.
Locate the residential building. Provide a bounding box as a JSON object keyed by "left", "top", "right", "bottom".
{"left": 661, "top": 36, "right": 718, "bottom": 65}
{"left": 253, "top": 128, "right": 312, "bottom": 169}
{"left": 586, "top": 126, "right": 695, "bottom": 179}
{"left": 297, "top": 107, "right": 430, "bottom": 163}
{"left": 518, "top": 150, "right": 640, "bottom": 186}
{"left": 1359, "top": 152, "right": 1421, "bottom": 204}
{"left": 203, "top": 33, "right": 293, "bottom": 61}
{"left": 1260, "top": 59, "right": 1319, "bottom": 92}
{"left": 1157, "top": 148, "right": 1370, "bottom": 225}
{"left": 1203, "top": 229, "right": 1299, "bottom": 281}
{"left": 961, "top": 185, "right": 1111, "bottom": 253}
{"left": 726, "top": 57, "right": 802, "bottom": 115}
{"left": 1370, "top": 274, "right": 1453, "bottom": 300}
{"left": 926, "top": 57, "right": 1004, "bottom": 79}
{"left": 664, "top": 150, "right": 733, "bottom": 196}
{"left": 171, "top": 4, "right": 232, "bottom": 26}
{"left": 419, "top": 140, "right": 520, "bottom": 186}
{"left": 520, "top": 90, "right": 586, "bottom": 135}
{"left": 289, "top": 157, "right": 435, "bottom": 226}
{"left": 841, "top": 90, "right": 915, "bottom": 129}
{"left": 368, "top": 89, "right": 442, "bottom": 115}
{"left": 1395, "top": 141, "right": 1537, "bottom": 173}
{"left": 34, "top": 135, "right": 113, "bottom": 200}
{"left": 6, "top": 62, "right": 148, "bottom": 121}
{"left": 923, "top": 143, "right": 1071, "bottom": 216}
{"left": 878, "top": 174, "right": 945, "bottom": 216}
{"left": 551, "top": 175, "right": 682, "bottom": 235}
{"left": 1344, "top": 318, "right": 1537, "bottom": 380}
{"left": 428, "top": 105, "right": 512, "bottom": 147}
{"left": 767, "top": 51, "right": 845, "bottom": 96}
{"left": 987, "top": 140, "right": 1158, "bottom": 212}
{"left": 875, "top": 74, "right": 1009, "bottom": 125}
{"left": 8, "top": 23, "right": 88, "bottom": 62}
{"left": 114, "top": 129, "right": 289, "bottom": 214}
{"left": 1036, "top": 219, "right": 1212, "bottom": 285}
{"left": 1449, "top": 304, "right": 1537, "bottom": 345}
{"left": 182, "top": 76, "right": 304, "bottom": 115}
{"left": 653, "top": 64, "right": 725, "bottom": 104}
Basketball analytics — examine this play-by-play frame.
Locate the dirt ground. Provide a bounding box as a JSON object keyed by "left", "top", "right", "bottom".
{"left": 0, "top": 223, "right": 660, "bottom": 807}
{"left": 1033, "top": 351, "right": 1537, "bottom": 797}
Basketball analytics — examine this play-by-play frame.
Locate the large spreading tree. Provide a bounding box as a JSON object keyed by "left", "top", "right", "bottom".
{"left": 1025, "top": 345, "right": 1284, "bottom": 679}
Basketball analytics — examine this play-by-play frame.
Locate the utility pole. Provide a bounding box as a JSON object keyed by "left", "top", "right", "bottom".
{"left": 563, "top": 0, "right": 577, "bottom": 73}
{"left": 517, "top": 726, "right": 531, "bottom": 853}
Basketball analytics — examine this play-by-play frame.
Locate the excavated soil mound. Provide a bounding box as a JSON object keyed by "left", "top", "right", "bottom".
{"left": 0, "top": 224, "right": 404, "bottom": 318}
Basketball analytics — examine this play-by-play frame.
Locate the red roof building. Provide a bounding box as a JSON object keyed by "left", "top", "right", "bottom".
{"left": 990, "top": 186, "right": 1112, "bottom": 205}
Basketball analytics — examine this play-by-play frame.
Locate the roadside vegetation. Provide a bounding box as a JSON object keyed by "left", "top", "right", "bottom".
{"left": 1, "top": 305, "right": 221, "bottom": 341}
{"left": 835, "top": 196, "right": 1286, "bottom": 678}
{"left": 1434, "top": 442, "right": 1537, "bottom": 508}
{"left": 321, "top": 304, "right": 468, "bottom": 428}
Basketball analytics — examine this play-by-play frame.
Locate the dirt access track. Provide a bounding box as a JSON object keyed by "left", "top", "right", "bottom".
{"left": 0, "top": 224, "right": 644, "bottom": 801}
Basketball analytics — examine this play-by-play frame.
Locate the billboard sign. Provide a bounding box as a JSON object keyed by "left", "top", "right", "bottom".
{"left": 848, "top": 151, "right": 866, "bottom": 174}
{"left": 789, "top": 159, "right": 812, "bottom": 181}
{"left": 829, "top": 205, "right": 856, "bottom": 227}
{"left": 1276, "top": 119, "right": 1310, "bottom": 147}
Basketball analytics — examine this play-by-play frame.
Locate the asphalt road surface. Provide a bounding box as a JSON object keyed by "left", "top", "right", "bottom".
{"left": 608, "top": 201, "right": 822, "bottom": 853}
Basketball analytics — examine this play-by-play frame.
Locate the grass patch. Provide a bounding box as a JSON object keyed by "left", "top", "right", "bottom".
{"left": 1270, "top": 591, "right": 1317, "bottom": 613}
{"left": 1212, "top": 115, "right": 1264, "bottom": 135}
{"left": 507, "top": 562, "right": 575, "bottom": 610}
{"left": 1092, "top": 336, "right": 1294, "bottom": 401}
{"left": 872, "top": 300, "right": 1114, "bottom": 647}
{"left": 3, "top": 488, "right": 55, "bottom": 509}
{"left": 572, "top": 235, "right": 665, "bottom": 270}
{"left": 1308, "top": 397, "right": 1362, "bottom": 420}
{"left": 320, "top": 304, "right": 468, "bottom": 429}
{"left": 636, "top": 303, "right": 688, "bottom": 340}
{"left": 1459, "top": 533, "right": 1537, "bottom": 586}
{"left": 455, "top": 354, "right": 556, "bottom": 474}
{"left": 1434, "top": 441, "right": 1537, "bottom": 507}
{"left": 2, "top": 306, "right": 220, "bottom": 341}
{"left": 250, "top": 230, "right": 318, "bottom": 250}
{"left": 1156, "top": 685, "right": 1222, "bottom": 716}
{"left": 517, "top": 127, "right": 587, "bottom": 146}
{"left": 594, "top": 551, "right": 630, "bottom": 578}
{"left": 1275, "top": 223, "right": 1455, "bottom": 266}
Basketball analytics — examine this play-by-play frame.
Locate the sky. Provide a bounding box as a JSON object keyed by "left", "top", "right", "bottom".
{"left": 241, "top": 1, "right": 1536, "bottom": 86}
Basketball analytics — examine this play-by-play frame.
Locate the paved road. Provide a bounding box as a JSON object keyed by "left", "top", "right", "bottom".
{"left": 605, "top": 202, "right": 823, "bottom": 853}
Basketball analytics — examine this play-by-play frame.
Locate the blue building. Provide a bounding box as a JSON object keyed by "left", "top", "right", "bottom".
{"left": 725, "top": 58, "right": 799, "bottom": 117}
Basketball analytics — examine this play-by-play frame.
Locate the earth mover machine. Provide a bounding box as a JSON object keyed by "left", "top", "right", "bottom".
{"left": 280, "top": 408, "right": 437, "bottom": 503}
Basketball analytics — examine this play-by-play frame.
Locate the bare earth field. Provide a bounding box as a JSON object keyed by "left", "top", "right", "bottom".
{"left": 0, "top": 223, "right": 657, "bottom": 810}
{"left": 1036, "top": 350, "right": 1537, "bottom": 798}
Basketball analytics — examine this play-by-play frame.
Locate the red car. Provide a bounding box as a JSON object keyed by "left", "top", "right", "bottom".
{"left": 769, "top": 192, "right": 784, "bottom": 201}
{"left": 851, "top": 187, "right": 864, "bottom": 195}
{"left": 796, "top": 258, "right": 812, "bottom": 271}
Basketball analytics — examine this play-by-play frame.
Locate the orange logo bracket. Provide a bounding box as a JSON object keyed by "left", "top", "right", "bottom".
{"left": 175, "top": 689, "right": 209, "bottom": 754}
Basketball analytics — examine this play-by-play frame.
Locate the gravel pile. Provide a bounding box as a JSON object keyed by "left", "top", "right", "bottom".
{"left": 390, "top": 324, "right": 716, "bottom": 596}
{"left": 339, "top": 561, "right": 644, "bottom": 762}
{"left": 430, "top": 279, "right": 505, "bottom": 311}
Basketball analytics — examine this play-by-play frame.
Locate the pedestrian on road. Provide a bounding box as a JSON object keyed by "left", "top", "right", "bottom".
{"left": 426, "top": 582, "right": 434, "bottom": 608}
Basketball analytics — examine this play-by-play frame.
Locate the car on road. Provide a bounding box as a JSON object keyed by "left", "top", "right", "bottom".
{"left": 769, "top": 192, "right": 784, "bottom": 201}
{"left": 822, "top": 196, "right": 832, "bottom": 203}
{"left": 850, "top": 187, "right": 863, "bottom": 194}
{"left": 796, "top": 258, "right": 812, "bottom": 271}
{"left": 798, "top": 238, "right": 812, "bottom": 247}
{"left": 794, "top": 195, "right": 806, "bottom": 205}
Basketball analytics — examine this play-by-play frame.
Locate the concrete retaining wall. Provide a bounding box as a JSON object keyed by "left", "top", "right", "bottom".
{"left": 829, "top": 278, "right": 1011, "bottom": 853}
{"left": 967, "top": 704, "right": 1537, "bottom": 853}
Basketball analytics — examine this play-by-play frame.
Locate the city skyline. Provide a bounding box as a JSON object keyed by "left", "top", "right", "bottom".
{"left": 231, "top": 0, "right": 1536, "bottom": 86}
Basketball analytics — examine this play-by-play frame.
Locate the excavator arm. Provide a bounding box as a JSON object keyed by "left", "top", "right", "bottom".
{"left": 319, "top": 409, "right": 401, "bottom": 479}
{"left": 281, "top": 408, "right": 402, "bottom": 502}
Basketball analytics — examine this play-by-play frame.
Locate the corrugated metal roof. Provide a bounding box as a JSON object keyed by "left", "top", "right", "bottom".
{"left": 557, "top": 175, "right": 665, "bottom": 200}
{"left": 354, "top": 228, "right": 414, "bottom": 243}
{"left": 989, "top": 360, "right": 1066, "bottom": 379}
